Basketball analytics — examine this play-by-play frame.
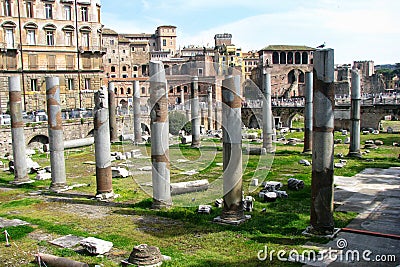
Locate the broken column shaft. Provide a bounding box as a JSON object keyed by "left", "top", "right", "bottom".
{"left": 219, "top": 75, "right": 246, "bottom": 223}
{"left": 108, "top": 82, "right": 118, "bottom": 143}
{"left": 94, "top": 86, "right": 113, "bottom": 197}
{"left": 133, "top": 80, "right": 142, "bottom": 144}
{"left": 310, "top": 49, "right": 335, "bottom": 235}
{"left": 262, "top": 72, "right": 274, "bottom": 153}
{"left": 149, "top": 61, "right": 172, "bottom": 208}
{"left": 207, "top": 86, "right": 213, "bottom": 131}
{"left": 9, "top": 76, "right": 30, "bottom": 184}
{"left": 191, "top": 76, "right": 200, "bottom": 148}
{"left": 46, "top": 77, "right": 67, "bottom": 191}
{"left": 348, "top": 69, "right": 361, "bottom": 157}
{"left": 303, "top": 72, "right": 313, "bottom": 153}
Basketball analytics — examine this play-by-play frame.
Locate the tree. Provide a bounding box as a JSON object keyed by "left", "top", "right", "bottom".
{"left": 169, "top": 111, "right": 191, "bottom": 135}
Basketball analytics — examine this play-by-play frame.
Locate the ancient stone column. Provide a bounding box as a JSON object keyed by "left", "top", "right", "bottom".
{"left": 94, "top": 86, "right": 113, "bottom": 198}
{"left": 303, "top": 72, "right": 313, "bottom": 153}
{"left": 191, "top": 76, "right": 200, "bottom": 148}
{"left": 348, "top": 69, "right": 362, "bottom": 157}
{"left": 133, "top": 80, "right": 142, "bottom": 144}
{"left": 108, "top": 82, "right": 118, "bottom": 143}
{"left": 46, "top": 77, "right": 67, "bottom": 192}
{"left": 207, "top": 86, "right": 213, "bottom": 131}
{"left": 9, "top": 76, "right": 31, "bottom": 185}
{"left": 215, "top": 75, "right": 247, "bottom": 225}
{"left": 149, "top": 61, "right": 172, "bottom": 209}
{"left": 180, "top": 87, "right": 185, "bottom": 109}
{"left": 309, "top": 49, "right": 335, "bottom": 235}
{"left": 262, "top": 72, "right": 274, "bottom": 153}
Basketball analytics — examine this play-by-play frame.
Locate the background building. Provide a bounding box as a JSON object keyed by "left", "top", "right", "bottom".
{"left": 254, "top": 45, "right": 315, "bottom": 98}
{"left": 0, "top": 0, "right": 105, "bottom": 113}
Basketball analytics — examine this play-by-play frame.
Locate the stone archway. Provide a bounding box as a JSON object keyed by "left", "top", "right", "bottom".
{"left": 28, "top": 134, "right": 49, "bottom": 149}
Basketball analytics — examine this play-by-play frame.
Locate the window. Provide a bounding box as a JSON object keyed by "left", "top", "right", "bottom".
{"left": 28, "top": 54, "right": 38, "bottom": 69}
{"left": 108, "top": 58, "right": 111, "bottom": 63}
{"left": 46, "top": 31, "right": 54, "bottom": 45}
{"left": 27, "top": 29, "right": 36, "bottom": 45}
{"left": 67, "top": 78, "right": 74, "bottom": 90}
{"left": 111, "top": 66, "right": 116, "bottom": 72}
{"left": 122, "top": 49, "right": 125, "bottom": 54}
{"left": 47, "top": 55, "right": 56, "bottom": 69}
{"left": 127, "top": 88, "right": 131, "bottom": 94}
{"left": 114, "top": 88, "right": 117, "bottom": 94}
{"left": 81, "top": 6, "right": 88, "bottom": 21}
{"left": 132, "top": 47, "right": 135, "bottom": 52}
{"left": 64, "top": 5, "right": 71, "bottom": 20}
{"left": 66, "top": 55, "right": 74, "bottom": 69}
{"left": 163, "top": 39, "right": 166, "bottom": 46}
{"left": 120, "top": 88, "right": 124, "bottom": 94}
{"left": 112, "top": 49, "right": 115, "bottom": 53}
{"left": 65, "top": 31, "right": 72, "bottom": 46}
{"left": 4, "top": 0, "right": 11, "bottom": 16}
{"left": 26, "top": 2, "right": 34, "bottom": 18}
{"left": 122, "top": 66, "right": 127, "bottom": 72}
{"left": 5, "top": 29, "right": 14, "bottom": 48}
{"left": 122, "top": 74, "right": 127, "bottom": 78}
{"left": 31, "top": 79, "right": 37, "bottom": 91}
{"left": 84, "top": 78, "right": 90, "bottom": 90}
{"left": 81, "top": 32, "right": 89, "bottom": 48}
{"left": 121, "top": 58, "right": 124, "bottom": 61}
{"left": 198, "top": 68, "right": 203, "bottom": 76}
{"left": 133, "top": 66, "right": 138, "bottom": 71}
{"left": 141, "top": 87, "right": 145, "bottom": 94}
{"left": 45, "top": 4, "right": 53, "bottom": 19}
{"left": 110, "top": 39, "right": 114, "bottom": 45}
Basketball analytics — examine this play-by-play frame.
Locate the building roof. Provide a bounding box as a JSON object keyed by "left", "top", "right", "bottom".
{"left": 123, "top": 33, "right": 153, "bottom": 38}
{"left": 260, "top": 45, "right": 316, "bottom": 51}
{"left": 102, "top": 28, "right": 118, "bottom": 35}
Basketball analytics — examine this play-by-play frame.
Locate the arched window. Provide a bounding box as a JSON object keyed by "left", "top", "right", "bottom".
{"left": 302, "top": 52, "right": 308, "bottom": 64}
{"left": 169, "top": 86, "right": 173, "bottom": 94}
{"left": 272, "top": 52, "right": 279, "bottom": 64}
{"left": 127, "top": 87, "right": 131, "bottom": 94}
{"left": 120, "top": 88, "right": 124, "bottom": 94}
{"left": 133, "top": 66, "right": 138, "bottom": 71}
{"left": 295, "top": 52, "right": 301, "bottom": 64}
{"left": 141, "top": 87, "right": 146, "bottom": 94}
{"left": 288, "top": 70, "right": 296, "bottom": 84}
{"left": 280, "top": 52, "right": 286, "bottom": 64}
{"left": 184, "top": 86, "right": 188, "bottom": 93}
{"left": 299, "top": 71, "right": 305, "bottom": 83}
{"left": 287, "top": 52, "right": 293, "bottom": 64}
{"left": 122, "top": 66, "right": 127, "bottom": 72}
{"left": 114, "top": 88, "right": 117, "bottom": 94}
{"left": 111, "top": 66, "right": 116, "bottom": 72}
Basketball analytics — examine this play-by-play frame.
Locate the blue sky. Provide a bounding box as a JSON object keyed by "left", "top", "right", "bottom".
{"left": 101, "top": 0, "right": 398, "bottom": 65}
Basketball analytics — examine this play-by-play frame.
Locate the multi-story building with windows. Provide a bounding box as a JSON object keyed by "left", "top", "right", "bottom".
{"left": 102, "top": 25, "right": 177, "bottom": 110}
{"left": 0, "top": 0, "right": 105, "bottom": 113}
{"left": 253, "top": 45, "right": 315, "bottom": 98}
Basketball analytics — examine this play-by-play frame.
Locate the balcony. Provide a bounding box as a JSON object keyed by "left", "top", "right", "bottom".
{"left": 78, "top": 46, "right": 107, "bottom": 55}
{"left": 0, "top": 42, "right": 19, "bottom": 52}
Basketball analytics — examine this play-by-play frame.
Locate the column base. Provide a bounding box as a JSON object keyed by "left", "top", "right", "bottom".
{"left": 302, "top": 149, "right": 312, "bottom": 155}
{"left": 347, "top": 151, "right": 362, "bottom": 158}
{"left": 95, "top": 191, "right": 119, "bottom": 200}
{"left": 10, "top": 179, "right": 35, "bottom": 185}
{"left": 152, "top": 199, "right": 172, "bottom": 210}
{"left": 50, "top": 183, "right": 70, "bottom": 193}
{"left": 213, "top": 215, "right": 251, "bottom": 226}
{"left": 302, "top": 225, "right": 340, "bottom": 239}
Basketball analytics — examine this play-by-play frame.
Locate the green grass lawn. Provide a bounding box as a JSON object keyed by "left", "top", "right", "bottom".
{"left": 0, "top": 128, "right": 399, "bottom": 266}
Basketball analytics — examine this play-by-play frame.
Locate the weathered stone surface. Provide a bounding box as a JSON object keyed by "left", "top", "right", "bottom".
{"left": 36, "top": 172, "right": 52, "bottom": 180}
{"left": 80, "top": 237, "right": 113, "bottom": 255}
{"left": 127, "top": 244, "right": 163, "bottom": 266}
{"left": 299, "top": 159, "right": 311, "bottom": 166}
{"left": 0, "top": 217, "right": 29, "bottom": 228}
{"left": 50, "top": 235, "right": 85, "bottom": 248}
{"left": 171, "top": 179, "right": 208, "bottom": 195}
{"left": 111, "top": 167, "right": 130, "bottom": 178}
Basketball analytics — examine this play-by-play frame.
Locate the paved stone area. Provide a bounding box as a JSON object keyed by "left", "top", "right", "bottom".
{"left": 302, "top": 167, "right": 400, "bottom": 267}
